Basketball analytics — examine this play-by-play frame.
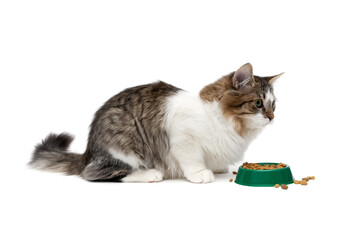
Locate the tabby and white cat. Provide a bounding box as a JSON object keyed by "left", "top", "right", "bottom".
{"left": 29, "top": 63, "right": 282, "bottom": 183}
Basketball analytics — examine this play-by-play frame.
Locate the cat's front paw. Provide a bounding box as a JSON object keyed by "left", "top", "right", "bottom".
{"left": 186, "top": 169, "right": 215, "bottom": 183}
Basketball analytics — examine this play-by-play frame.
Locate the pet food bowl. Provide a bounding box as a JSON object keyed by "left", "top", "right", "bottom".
{"left": 235, "top": 162, "right": 294, "bottom": 187}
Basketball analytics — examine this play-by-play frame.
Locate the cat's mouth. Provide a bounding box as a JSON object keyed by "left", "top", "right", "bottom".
{"left": 262, "top": 119, "right": 271, "bottom": 126}
{"left": 257, "top": 117, "right": 271, "bottom": 128}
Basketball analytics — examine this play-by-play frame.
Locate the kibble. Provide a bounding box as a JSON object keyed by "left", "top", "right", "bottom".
{"left": 229, "top": 179, "right": 233, "bottom": 182}
{"left": 300, "top": 180, "right": 308, "bottom": 185}
{"left": 242, "top": 162, "right": 287, "bottom": 170}
{"left": 281, "top": 184, "right": 288, "bottom": 190}
{"left": 310, "top": 176, "right": 315, "bottom": 180}
{"left": 294, "top": 180, "right": 301, "bottom": 184}
{"left": 232, "top": 171, "right": 237, "bottom": 175}
{"left": 302, "top": 177, "right": 310, "bottom": 182}
{"left": 274, "top": 184, "right": 280, "bottom": 188}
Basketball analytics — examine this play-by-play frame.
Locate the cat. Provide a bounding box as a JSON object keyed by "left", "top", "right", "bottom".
{"left": 29, "top": 63, "right": 282, "bottom": 183}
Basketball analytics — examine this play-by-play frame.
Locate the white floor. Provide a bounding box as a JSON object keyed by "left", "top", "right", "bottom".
{"left": 1, "top": 162, "right": 354, "bottom": 240}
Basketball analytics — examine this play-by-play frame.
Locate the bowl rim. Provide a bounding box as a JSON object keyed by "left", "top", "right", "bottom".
{"left": 239, "top": 162, "right": 291, "bottom": 172}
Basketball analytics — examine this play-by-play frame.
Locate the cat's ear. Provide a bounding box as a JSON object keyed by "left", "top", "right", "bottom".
{"left": 233, "top": 63, "right": 255, "bottom": 93}
{"left": 265, "top": 72, "right": 284, "bottom": 85}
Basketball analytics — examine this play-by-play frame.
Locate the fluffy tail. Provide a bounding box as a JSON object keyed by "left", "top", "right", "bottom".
{"left": 29, "top": 133, "right": 85, "bottom": 175}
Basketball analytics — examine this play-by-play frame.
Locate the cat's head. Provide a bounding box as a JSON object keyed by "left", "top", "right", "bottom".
{"left": 221, "top": 63, "right": 283, "bottom": 131}
{"left": 200, "top": 63, "right": 283, "bottom": 133}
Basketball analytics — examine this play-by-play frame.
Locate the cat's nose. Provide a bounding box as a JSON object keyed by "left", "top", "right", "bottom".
{"left": 267, "top": 112, "right": 274, "bottom": 121}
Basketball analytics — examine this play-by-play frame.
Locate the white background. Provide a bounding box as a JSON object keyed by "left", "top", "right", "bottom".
{"left": 1, "top": 0, "right": 356, "bottom": 239}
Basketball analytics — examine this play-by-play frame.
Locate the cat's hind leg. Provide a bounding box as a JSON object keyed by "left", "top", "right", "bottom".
{"left": 108, "top": 148, "right": 164, "bottom": 182}
{"left": 81, "top": 153, "right": 163, "bottom": 183}
{"left": 80, "top": 155, "right": 132, "bottom": 182}
{"left": 121, "top": 169, "right": 163, "bottom": 183}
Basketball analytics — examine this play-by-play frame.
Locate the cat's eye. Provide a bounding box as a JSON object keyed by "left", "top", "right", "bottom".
{"left": 255, "top": 99, "right": 263, "bottom": 108}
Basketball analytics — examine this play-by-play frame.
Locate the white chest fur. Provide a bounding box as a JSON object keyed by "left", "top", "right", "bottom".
{"left": 165, "top": 91, "right": 259, "bottom": 172}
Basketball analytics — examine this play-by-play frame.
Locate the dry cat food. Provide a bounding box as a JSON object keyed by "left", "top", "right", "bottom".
{"left": 274, "top": 184, "right": 288, "bottom": 190}
{"left": 300, "top": 180, "right": 308, "bottom": 185}
{"left": 229, "top": 179, "right": 233, "bottom": 182}
{"left": 276, "top": 176, "right": 315, "bottom": 189}
{"left": 242, "top": 162, "right": 287, "bottom": 170}
{"left": 295, "top": 176, "right": 315, "bottom": 186}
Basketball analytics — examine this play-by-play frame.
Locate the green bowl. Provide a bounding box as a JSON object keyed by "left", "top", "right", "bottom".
{"left": 235, "top": 162, "right": 294, "bottom": 187}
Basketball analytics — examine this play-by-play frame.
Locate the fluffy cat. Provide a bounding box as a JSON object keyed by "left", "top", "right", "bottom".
{"left": 29, "top": 63, "right": 282, "bottom": 183}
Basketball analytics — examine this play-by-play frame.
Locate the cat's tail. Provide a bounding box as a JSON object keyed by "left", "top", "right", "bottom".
{"left": 29, "top": 133, "right": 86, "bottom": 175}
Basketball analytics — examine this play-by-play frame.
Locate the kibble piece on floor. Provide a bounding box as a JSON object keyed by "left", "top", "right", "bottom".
{"left": 310, "top": 176, "right": 315, "bottom": 180}
{"left": 229, "top": 179, "right": 233, "bottom": 182}
{"left": 275, "top": 184, "right": 280, "bottom": 188}
{"left": 302, "top": 178, "right": 309, "bottom": 181}
{"left": 301, "top": 180, "right": 308, "bottom": 185}
{"left": 294, "top": 180, "right": 300, "bottom": 184}
{"left": 281, "top": 184, "right": 288, "bottom": 190}
{"left": 232, "top": 171, "right": 237, "bottom": 175}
